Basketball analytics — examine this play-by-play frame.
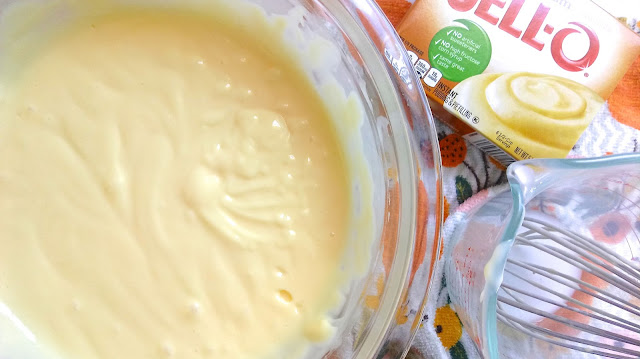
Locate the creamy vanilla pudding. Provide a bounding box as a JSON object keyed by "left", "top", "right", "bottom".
{"left": 0, "top": 3, "right": 370, "bottom": 359}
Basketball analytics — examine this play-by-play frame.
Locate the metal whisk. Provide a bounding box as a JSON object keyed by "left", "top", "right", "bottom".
{"left": 496, "top": 215, "right": 640, "bottom": 359}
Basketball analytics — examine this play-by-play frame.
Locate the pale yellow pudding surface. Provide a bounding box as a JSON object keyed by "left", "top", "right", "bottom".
{"left": 0, "top": 10, "right": 352, "bottom": 359}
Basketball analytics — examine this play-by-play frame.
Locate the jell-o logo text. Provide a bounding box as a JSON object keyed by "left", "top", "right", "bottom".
{"left": 448, "top": 0, "right": 599, "bottom": 73}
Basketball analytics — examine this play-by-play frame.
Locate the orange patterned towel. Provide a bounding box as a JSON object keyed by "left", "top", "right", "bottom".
{"left": 375, "top": 0, "right": 411, "bottom": 27}
{"left": 610, "top": 55, "right": 640, "bottom": 131}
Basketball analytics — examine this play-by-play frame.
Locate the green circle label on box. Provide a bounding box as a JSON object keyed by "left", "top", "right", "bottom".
{"left": 428, "top": 19, "right": 492, "bottom": 83}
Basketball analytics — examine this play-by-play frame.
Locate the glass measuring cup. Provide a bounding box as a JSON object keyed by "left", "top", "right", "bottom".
{"left": 445, "top": 153, "right": 640, "bottom": 358}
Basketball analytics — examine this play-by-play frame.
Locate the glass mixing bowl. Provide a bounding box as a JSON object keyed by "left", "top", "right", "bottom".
{"left": 293, "top": 2, "right": 444, "bottom": 358}
{"left": 0, "top": 0, "right": 444, "bottom": 358}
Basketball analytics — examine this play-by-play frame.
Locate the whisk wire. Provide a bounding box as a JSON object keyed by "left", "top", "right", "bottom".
{"left": 496, "top": 214, "right": 640, "bottom": 358}
{"left": 512, "top": 235, "right": 640, "bottom": 307}
{"left": 553, "top": 229, "right": 640, "bottom": 282}
{"left": 500, "top": 281, "right": 640, "bottom": 334}
{"left": 497, "top": 295, "right": 640, "bottom": 348}
{"left": 505, "top": 258, "right": 640, "bottom": 318}
{"left": 524, "top": 216, "right": 640, "bottom": 276}
{"left": 519, "top": 222, "right": 640, "bottom": 297}
{"left": 497, "top": 310, "right": 640, "bottom": 359}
